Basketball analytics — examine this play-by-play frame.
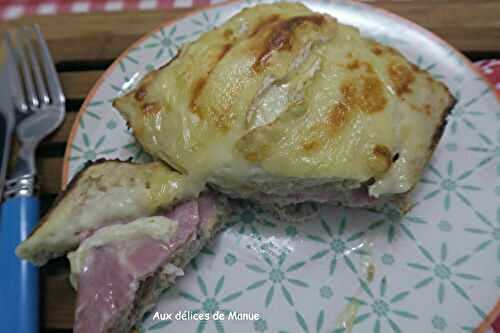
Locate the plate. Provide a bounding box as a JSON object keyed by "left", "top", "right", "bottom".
{"left": 63, "top": 1, "right": 500, "bottom": 332}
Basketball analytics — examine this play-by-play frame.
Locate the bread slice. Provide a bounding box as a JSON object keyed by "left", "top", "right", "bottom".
{"left": 16, "top": 161, "right": 229, "bottom": 333}
{"left": 113, "top": 2, "right": 454, "bottom": 210}
{"left": 16, "top": 160, "right": 204, "bottom": 265}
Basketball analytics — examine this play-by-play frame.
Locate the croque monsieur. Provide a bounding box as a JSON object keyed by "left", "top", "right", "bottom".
{"left": 17, "top": 3, "right": 455, "bottom": 333}
{"left": 114, "top": 2, "right": 455, "bottom": 208}
{"left": 17, "top": 161, "right": 228, "bottom": 333}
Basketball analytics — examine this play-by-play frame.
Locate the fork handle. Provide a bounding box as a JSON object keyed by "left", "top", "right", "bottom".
{"left": 0, "top": 196, "right": 39, "bottom": 333}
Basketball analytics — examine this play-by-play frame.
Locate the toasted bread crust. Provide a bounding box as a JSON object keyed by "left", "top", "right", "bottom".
{"left": 30, "top": 159, "right": 134, "bottom": 239}
{"left": 430, "top": 92, "right": 455, "bottom": 152}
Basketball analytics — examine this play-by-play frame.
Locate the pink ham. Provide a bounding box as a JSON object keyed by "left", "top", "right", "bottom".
{"left": 124, "top": 239, "right": 178, "bottom": 280}
{"left": 73, "top": 195, "right": 217, "bottom": 333}
{"left": 198, "top": 193, "right": 217, "bottom": 226}
{"left": 74, "top": 246, "right": 134, "bottom": 333}
{"left": 74, "top": 239, "right": 175, "bottom": 333}
{"left": 77, "top": 199, "right": 201, "bottom": 243}
{"left": 165, "top": 200, "right": 199, "bottom": 242}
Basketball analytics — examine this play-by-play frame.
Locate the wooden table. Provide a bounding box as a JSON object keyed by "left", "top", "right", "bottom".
{"left": 0, "top": 1, "right": 499, "bottom": 332}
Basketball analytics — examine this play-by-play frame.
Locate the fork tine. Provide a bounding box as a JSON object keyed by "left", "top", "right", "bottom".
{"left": 33, "top": 25, "right": 64, "bottom": 105}
{"left": 23, "top": 26, "right": 50, "bottom": 105}
{"left": 5, "top": 32, "right": 28, "bottom": 112}
{"left": 14, "top": 27, "right": 39, "bottom": 109}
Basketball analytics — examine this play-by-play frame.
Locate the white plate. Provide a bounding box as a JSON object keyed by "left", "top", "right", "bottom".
{"left": 63, "top": 1, "right": 500, "bottom": 332}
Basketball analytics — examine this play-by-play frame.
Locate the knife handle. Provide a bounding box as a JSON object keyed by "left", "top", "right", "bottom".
{"left": 0, "top": 196, "right": 39, "bottom": 333}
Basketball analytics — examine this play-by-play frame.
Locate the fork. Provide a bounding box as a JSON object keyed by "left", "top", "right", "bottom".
{"left": 0, "top": 25, "right": 65, "bottom": 332}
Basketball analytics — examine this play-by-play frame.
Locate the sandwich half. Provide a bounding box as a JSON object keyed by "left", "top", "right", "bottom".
{"left": 17, "top": 160, "right": 229, "bottom": 333}
{"left": 114, "top": 2, "right": 455, "bottom": 209}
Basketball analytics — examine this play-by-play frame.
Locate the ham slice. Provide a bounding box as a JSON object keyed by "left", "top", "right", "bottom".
{"left": 74, "top": 246, "right": 135, "bottom": 333}
{"left": 198, "top": 193, "right": 217, "bottom": 226}
{"left": 73, "top": 194, "right": 217, "bottom": 333}
{"left": 164, "top": 200, "right": 199, "bottom": 242}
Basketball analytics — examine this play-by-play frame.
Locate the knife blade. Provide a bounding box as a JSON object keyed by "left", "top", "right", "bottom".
{"left": 0, "top": 43, "right": 16, "bottom": 201}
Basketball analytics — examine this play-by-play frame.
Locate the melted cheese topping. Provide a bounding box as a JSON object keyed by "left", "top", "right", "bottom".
{"left": 114, "top": 3, "right": 453, "bottom": 198}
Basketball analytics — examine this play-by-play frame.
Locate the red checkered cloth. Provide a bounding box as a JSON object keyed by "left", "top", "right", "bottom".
{"left": 0, "top": 0, "right": 223, "bottom": 19}
{"left": 477, "top": 60, "right": 500, "bottom": 92}
{"left": 1, "top": 0, "right": 499, "bottom": 332}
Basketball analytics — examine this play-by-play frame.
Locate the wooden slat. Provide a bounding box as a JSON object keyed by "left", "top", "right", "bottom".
{"left": 43, "top": 113, "right": 78, "bottom": 144}
{"left": 0, "top": 9, "right": 194, "bottom": 62}
{"left": 38, "top": 157, "right": 63, "bottom": 194}
{"left": 374, "top": 0, "right": 500, "bottom": 53}
{"left": 42, "top": 275, "right": 74, "bottom": 329}
{"left": 60, "top": 71, "right": 103, "bottom": 100}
